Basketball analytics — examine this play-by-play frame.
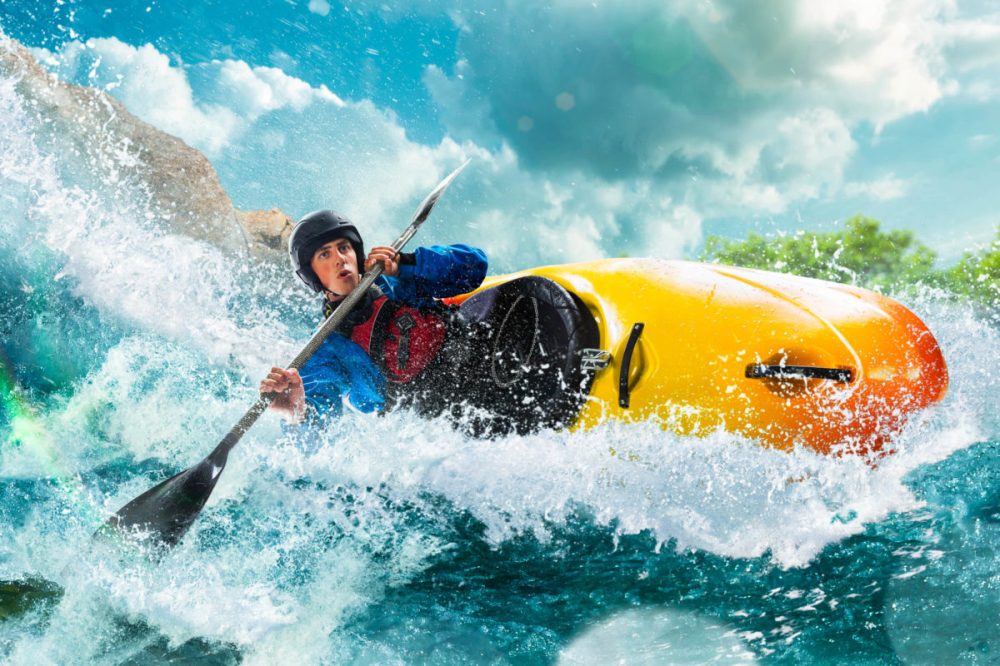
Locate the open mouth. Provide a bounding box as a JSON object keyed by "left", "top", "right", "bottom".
{"left": 338, "top": 269, "right": 351, "bottom": 279}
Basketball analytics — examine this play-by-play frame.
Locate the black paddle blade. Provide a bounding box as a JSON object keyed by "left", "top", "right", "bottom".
{"left": 100, "top": 452, "right": 227, "bottom": 549}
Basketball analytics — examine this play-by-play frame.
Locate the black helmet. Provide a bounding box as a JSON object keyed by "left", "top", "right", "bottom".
{"left": 288, "top": 210, "right": 365, "bottom": 292}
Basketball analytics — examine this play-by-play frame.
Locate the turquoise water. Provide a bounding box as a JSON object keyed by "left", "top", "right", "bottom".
{"left": 2, "top": 6, "right": 999, "bottom": 665}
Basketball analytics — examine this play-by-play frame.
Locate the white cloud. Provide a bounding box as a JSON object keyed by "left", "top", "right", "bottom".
{"left": 762, "top": 108, "right": 857, "bottom": 199}
{"left": 423, "top": 60, "right": 500, "bottom": 146}
{"left": 844, "top": 174, "right": 909, "bottom": 201}
{"left": 967, "top": 133, "right": 996, "bottom": 149}
{"left": 214, "top": 60, "right": 343, "bottom": 116}
{"left": 33, "top": 39, "right": 344, "bottom": 158}
{"left": 964, "top": 79, "right": 1000, "bottom": 101}
{"left": 34, "top": 39, "right": 240, "bottom": 156}
{"left": 940, "top": 16, "right": 1000, "bottom": 72}
{"left": 421, "top": 0, "right": 1000, "bottom": 218}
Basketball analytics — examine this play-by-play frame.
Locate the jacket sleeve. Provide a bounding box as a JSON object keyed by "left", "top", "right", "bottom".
{"left": 377, "top": 244, "right": 487, "bottom": 306}
{"left": 295, "top": 334, "right": 385, "bottom": 420}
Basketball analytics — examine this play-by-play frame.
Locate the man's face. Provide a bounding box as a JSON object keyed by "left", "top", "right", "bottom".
{"left": 311, "top": 238, "right": 360, "bottom": 301}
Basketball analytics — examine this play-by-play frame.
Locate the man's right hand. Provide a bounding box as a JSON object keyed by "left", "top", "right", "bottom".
{"left": 260, "top": 367, "right": 307, "bottom": 422}
{"left": 365, "top": 245, "right": 400, "bottom": 276}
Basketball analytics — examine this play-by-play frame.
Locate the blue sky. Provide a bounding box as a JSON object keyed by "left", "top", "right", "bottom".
{"left": 2, "top": 0, "right": 999, "bottom": 269}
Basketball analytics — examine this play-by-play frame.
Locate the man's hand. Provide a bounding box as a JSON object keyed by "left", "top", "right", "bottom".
{"left": 365, "top": 246, "right": 400, "bottom": 277}
{"left": 260, "top": 367, "right": 307, "bottom": 422}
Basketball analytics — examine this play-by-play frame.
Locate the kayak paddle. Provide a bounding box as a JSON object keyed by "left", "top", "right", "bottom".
{"left": 101, "top": 159, "right": 471, "bottom": 549}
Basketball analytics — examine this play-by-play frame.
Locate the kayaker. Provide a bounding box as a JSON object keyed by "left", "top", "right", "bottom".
{"left": 259, "top": 209, "right": 488, "bottom": 424}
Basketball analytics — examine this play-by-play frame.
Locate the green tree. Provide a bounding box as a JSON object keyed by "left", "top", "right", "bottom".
{"left": 701, "top": 216, "right": 999, "bottom": 316}
{"left": 701, "top": 215, "right": 937, "bottom": 290}
{"left": 942, "top": 227, "right": 1000, "bottom": 307}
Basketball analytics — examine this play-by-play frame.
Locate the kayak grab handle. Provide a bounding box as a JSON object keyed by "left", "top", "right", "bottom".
{"left": 619, "top": 323, "right": 645, "bottom": 408}
{"left": 745, "top": 364, "right": 853, "bottom": 383}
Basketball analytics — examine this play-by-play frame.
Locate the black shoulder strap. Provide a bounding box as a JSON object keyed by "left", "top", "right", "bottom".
{"left": 368, "top": 298, "right": 403, "bottom": 377}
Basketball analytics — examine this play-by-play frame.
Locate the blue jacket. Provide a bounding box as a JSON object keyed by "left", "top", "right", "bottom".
{"left": 296, "top": 244, "right": 487, "bottom": 420}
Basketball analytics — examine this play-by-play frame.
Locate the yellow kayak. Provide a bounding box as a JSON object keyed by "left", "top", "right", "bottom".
{"left": 445, "top": 259, "right": 948, "bottom": 455}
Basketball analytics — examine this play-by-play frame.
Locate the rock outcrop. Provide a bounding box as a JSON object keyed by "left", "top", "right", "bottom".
{"left": 236, "top": 208, "right": 296, "bottom": 263}
{"left": 0, "top": 36, "right": 292, "bottom": 262}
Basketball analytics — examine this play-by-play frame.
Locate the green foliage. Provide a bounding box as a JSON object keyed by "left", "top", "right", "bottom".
{"left": 701, "top": 216, "right": 937, "bottom": 290}
{"left": 941, "top": 228, "right": 1000, "bottom": 306}
{"left": 701, "top": 215, "right": 999, "bottom": 314}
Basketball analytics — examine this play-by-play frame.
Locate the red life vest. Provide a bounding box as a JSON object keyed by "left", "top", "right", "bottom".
{"left": 349, "top": 296, "right": 449, "bottom": 383}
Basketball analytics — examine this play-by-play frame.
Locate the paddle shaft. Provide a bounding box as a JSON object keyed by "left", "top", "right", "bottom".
{"left": 105, "top": 160, "right": 469, "bottom": 546}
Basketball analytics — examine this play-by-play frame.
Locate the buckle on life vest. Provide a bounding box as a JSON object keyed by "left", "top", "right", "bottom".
{"left": 396, "top": 313, "right": 416, "bottom": 369}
